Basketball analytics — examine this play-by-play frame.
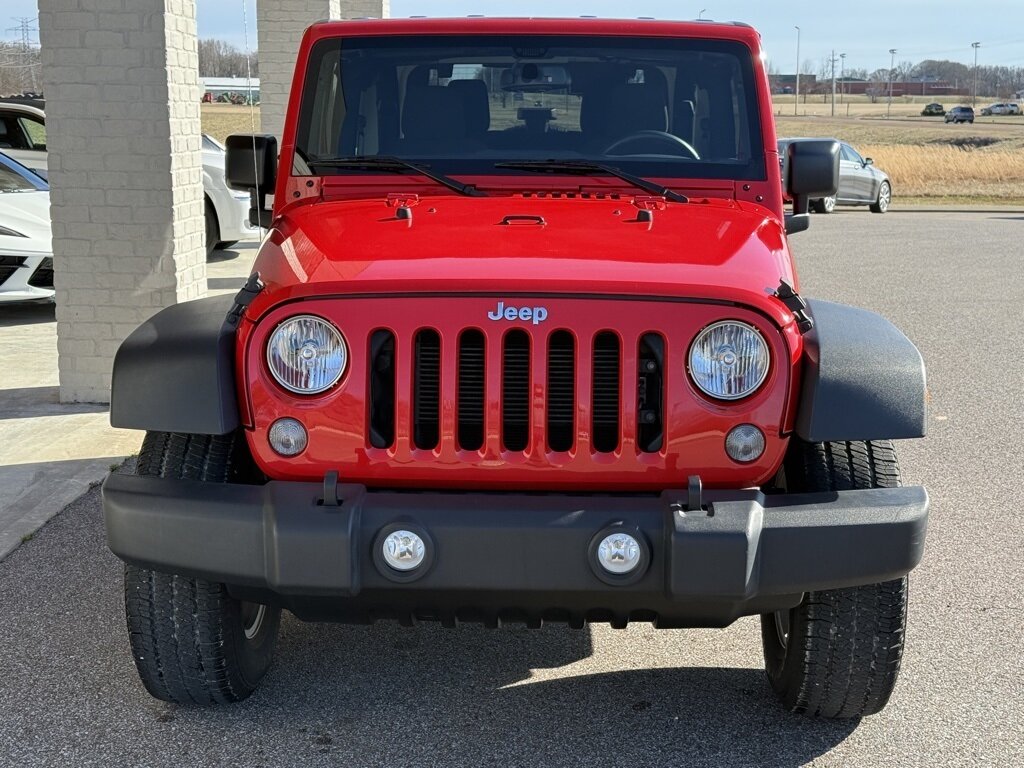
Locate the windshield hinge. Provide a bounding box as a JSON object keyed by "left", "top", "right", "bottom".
{"left": 775, "top": 279, "right": 813, "bottom": 334}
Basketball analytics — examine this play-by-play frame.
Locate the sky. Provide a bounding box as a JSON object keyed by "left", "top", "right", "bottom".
{"left": 4, "top": 0, "right": 1022, "bottom": 73}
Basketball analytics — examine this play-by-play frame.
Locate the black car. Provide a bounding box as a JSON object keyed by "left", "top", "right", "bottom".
{"left": 921, "top": 102, "right": 945, "bottom": 116}
{"left": 779, "top": 138, "right": 892, "bottom": 214}
{"left": 945, "top": 106, "right": 975, "bottom": 124}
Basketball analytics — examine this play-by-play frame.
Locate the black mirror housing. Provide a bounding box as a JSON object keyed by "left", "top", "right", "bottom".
{"left": 785, "top": 140, "right": 839, "bottom": 203}
{"left": 225, "top": 133, "right": 277, "bottom": 191}
{"left": 782, "top": 139, "right": 839, "bottom": 235}
{"left": 225, "top": 134, "right": 278, "bottom": 228}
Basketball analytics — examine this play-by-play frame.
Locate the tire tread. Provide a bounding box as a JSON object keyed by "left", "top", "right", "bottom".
{"left": 764, "top": 439, "right": 908, "bottom": 718}
{"left": 124, "top": 431, "right": 278, "bottom": 705}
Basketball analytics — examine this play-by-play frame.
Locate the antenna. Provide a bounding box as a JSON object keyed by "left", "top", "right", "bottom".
{"left": 240, "top": 0, "right": 264, "bottom": 241}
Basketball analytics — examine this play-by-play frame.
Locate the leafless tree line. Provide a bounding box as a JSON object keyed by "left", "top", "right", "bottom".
{"left": 198, "top": 39, "right": 259, "bottom": 79}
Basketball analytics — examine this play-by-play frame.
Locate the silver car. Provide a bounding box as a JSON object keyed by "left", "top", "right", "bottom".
{"left": 779, "top": 138, "right": 892, "bottom": 214}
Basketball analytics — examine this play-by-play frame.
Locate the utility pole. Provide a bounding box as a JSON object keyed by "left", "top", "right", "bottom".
{"left": 887, "top": 48, "right": 897, "bottom": 118}
{"left": 972, "top": 42, "right": 981, "bottom": 105}
{"left": 794, "top": 26, "right": 801, "bottom": 116}
{"left": 840, "top": 53, "right": 846, "bottom": 104}
{"left": 830, "top": 50, "right": 837, "bottom": 116}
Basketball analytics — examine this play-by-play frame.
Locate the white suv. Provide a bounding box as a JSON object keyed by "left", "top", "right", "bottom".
{"left": 981, "top": 103, "right": 1021, "bottom": 116}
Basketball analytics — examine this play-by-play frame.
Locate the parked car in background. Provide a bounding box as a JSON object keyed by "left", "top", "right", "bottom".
{"left": 0, "top": 152, "right": 53, "bottom": 304}
{"left": 945, "top": 106, "right": 975, "bottom": 123}
{"left": 778, "top": 138, "right": 891, "bottom": 213}
{"left": 201, "top": 134, "right": 257, "bottom": 255}
{"left": 0, "top": 101, "right": 47, "bottom": 177}
{"left": 0, "top": 102, "right": 253, "bottom": 256}
{"left": 920, "top": 103, "right": 945, "bottom": 116}
{"left": 981, "top": 103, "right": 1021, "bottom": 116}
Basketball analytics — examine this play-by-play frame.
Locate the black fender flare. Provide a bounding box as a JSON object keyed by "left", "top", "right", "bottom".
{"left": 795, "top": 300, "right": 926, "bottom": 442}
{"left": 110, "top": 294, "right": 239, "bottom": 435}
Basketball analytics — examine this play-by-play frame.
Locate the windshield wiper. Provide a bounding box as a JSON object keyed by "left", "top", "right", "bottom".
{"left": 494, "top": 160, "right": 688, "bottom": 204}
{"left": 306, "top": 155, "right": 485, "bottom": 197}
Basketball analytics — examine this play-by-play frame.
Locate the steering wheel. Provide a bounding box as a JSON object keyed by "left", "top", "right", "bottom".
{"left": 603, "top": 130, "right": 701, "bottom": 160}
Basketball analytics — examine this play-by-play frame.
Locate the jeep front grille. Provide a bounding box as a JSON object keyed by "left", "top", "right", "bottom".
{"left": 368, "top": 326, "right": 665, "bottom": 456}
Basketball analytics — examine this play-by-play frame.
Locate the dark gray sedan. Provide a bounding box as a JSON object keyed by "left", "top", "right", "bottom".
{"left": 778, "top": 138, "right": 892, "bottom": 214}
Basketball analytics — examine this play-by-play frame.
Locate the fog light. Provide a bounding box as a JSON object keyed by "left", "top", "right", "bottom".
{"left": 382, "top": 530, "right": 426, "bottom": 571}
{"left": 268, "top": 418, "right": 307, "bottom": 456}
{"left": 725, "top": 424, "right": 765, "bottom": 463}
{"left": 596, "top": 533, "right": 642, "bottom": 575}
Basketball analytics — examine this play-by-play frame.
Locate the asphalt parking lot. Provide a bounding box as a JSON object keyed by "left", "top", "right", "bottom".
{"left": 1, "top": 209, "right": 1022, "bottom": 767}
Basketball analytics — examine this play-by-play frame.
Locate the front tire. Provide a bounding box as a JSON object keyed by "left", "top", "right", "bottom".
{"left": 204, "top": 199, "right": 218, "bottom": 258}
{"left": 124, "top": 432, "right": 281, "bottom": 705}
{"left": 870, "top": 181, "right": 891, "bottom": 213}
{"left": 761, "top": 439, "right": 909, "bottom": 718}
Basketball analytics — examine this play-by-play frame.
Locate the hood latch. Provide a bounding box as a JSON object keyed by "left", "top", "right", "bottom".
{"left": 775, "top": 279, "right": 814, "bottom": 334}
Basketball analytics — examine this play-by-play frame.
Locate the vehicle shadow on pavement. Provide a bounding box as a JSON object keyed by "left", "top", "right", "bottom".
{"left": 0, "top": 302, "right": 54, "bottom": 327}
{"left": 0, "top": 481, "right": 857, "bottom": 768}
{"left": 242, "top": 618, "right": 858, "bottom": 767}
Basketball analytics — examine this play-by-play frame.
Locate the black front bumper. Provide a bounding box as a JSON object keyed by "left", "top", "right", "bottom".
{"left": 103, "top": 474, "right": 928, "bottom": 628}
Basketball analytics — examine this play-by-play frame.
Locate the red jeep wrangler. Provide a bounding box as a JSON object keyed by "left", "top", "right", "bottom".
{"left": 104, "top": 18, "right": 928, "bottom": 718}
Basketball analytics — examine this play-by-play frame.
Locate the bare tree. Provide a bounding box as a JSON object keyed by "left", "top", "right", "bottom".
{"left": 198, "top": 39, "right": 258, "bottom": 78}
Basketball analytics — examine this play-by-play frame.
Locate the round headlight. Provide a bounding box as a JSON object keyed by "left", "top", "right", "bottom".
{"left": 267, "top": 315, "right": 347, "bottom": 394}
{"left": 688, "top": 321, "right": 769, "bottom": 400}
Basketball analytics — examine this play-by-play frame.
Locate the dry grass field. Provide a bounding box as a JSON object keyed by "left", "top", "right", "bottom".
{"left": 202, "top": 99, "right": 1024, "bottom": 204}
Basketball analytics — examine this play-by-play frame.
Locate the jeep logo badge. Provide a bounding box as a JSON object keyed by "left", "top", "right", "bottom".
{"left": 487, "top": 301, "right": 548, "bottom": 325}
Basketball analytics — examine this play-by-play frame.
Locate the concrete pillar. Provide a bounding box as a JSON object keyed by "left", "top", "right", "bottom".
{"left": 38, "top": 0, "right": 206, "bottom": 404}
{"left": 258, "top": 1, "right": 390, "bottom": 142}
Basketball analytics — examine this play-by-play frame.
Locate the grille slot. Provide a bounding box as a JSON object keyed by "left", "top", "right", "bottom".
{"left": 28, "top": 257, "right": 53, "bottom": 288}
{"left": 638, "top": 333, "right": 665, "bottom": 453}
{"left": 502, "top": 330, "right": 531, "bottom": 451}
{"left": 413, "top": 330, "right": 440, "bottom": 449}
{"left": 546, "top": 330, "right": 575, "bottom": 452}
{"left": 457, "top": 330, "right": 485, "bottom": 451}
{"left": 592, "top": 332, "right": 621, "bottom": 453}
{"left": 0, "top": 255, "right": 26, "bottom": 286}
{"left": 368, "top": 330, "right": 396, "bottom": 448}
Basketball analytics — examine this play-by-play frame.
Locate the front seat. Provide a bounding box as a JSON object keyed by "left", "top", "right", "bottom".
{"left": 401, "top": 85, "right": 471, "bottom": 155}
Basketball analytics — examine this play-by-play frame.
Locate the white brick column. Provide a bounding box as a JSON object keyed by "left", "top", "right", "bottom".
{"left": 257, "top": 1, "right": 390, "bottom": 142}
{"left": 38, "top": 0, "right": 206, "bottom": 404}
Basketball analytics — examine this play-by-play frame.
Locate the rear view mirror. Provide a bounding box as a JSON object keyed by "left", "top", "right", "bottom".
{"left": 225, "top": 133, "right": 278, "bottom": 228}
{"left": 784, "top": 140, "right": 840, "bottom": 235}
{"left": 500, "top": 63, "right": 571, "bottom": 92}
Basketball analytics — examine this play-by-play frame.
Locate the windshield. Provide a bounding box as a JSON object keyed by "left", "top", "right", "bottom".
{"left": 295, "top": 34, "right": 765, "bottom": 181}
{"left": 0, "top": 153, "right": 47, "bottom": 192}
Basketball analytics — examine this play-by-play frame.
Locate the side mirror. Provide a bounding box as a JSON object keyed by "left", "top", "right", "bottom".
{"left": 784, "top": 139, "right": 840, "bottom": 235}
{"left": 863, "top": 157, "right": 874, "bottom": 166}
{"left": 225, "top": 133, "right": 278, "bottom": 228}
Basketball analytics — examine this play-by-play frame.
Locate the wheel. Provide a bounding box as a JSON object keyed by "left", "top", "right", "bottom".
{"left": 124, "top": 431, "right": 281, "bottom": 705}
{"left": 761, "top": 439, "right": 909, "bottom": 718}
{"left": 204, "top": 199, "right": 218, "bottom": 258}
{"left": 870, "top": 181, "right": 891, "bottom": 214}
{"left": 811, "top": 195, "right": 835, "bottom": 214}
